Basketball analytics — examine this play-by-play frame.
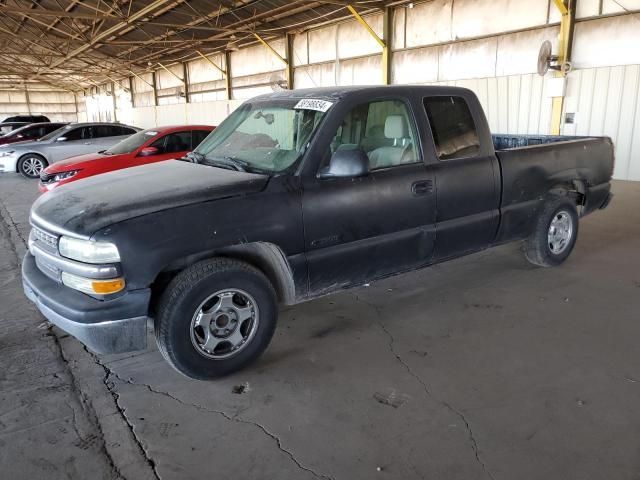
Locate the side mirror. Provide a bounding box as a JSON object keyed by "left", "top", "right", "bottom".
{"left": 318, "top": 149, "right": 369, "bottom": 179}
{"left": 56, "top": 136, "right": 67, "bottom": 142}
{"left": 138, "top": 146, "right": 159, "bottom": 157}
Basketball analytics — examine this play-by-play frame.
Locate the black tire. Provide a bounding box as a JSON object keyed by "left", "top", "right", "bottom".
{"left": 154, "top": 258, "right": 277, "bottom": 380}
{"left": 524, "top": 196, "right": 579, "bottom": 267}
{"left": 18, "top": 154, "right": 47, "bottom": 179}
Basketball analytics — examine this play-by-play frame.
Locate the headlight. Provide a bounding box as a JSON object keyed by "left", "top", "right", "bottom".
{"left": 53, "top": 170, "right": 79, "bottom": 182}
{"left": 0, "top": 150, "right": 15, "bottom": 157}
{"left": 61, "top": 272, "right": 125, "bottom": 295}
{"left": 58, "top": 236, "right": 120, "bottom": 264}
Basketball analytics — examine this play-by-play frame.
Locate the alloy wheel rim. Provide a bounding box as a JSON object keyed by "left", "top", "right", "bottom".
{"left": 189, "top": 288, "right": 259, "bottom": 359}
{"left": 23, "top": 157, "right": 44, "bottom": 176}
{"left": 548, "top": 211, "right": 573, "bottom": 254}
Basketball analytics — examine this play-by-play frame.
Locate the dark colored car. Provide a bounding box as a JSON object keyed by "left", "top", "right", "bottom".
{"left": 3, "top": 115, "right": 50, "bottom": 123}
{"left": 39, "top": 125, "right": 214, "bottom": 192}
{"left": 0, "top": 122, "right": 30, "bottom": 134}
{"left": 0, "top": 122, "right": 68, "bottom": 146}
{"left": 23, "top": 86, "right": 614, "bottom": 380}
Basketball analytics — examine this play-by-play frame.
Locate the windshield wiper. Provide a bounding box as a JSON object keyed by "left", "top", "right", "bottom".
{"left": 184, "top": 151, "right": 205, "bottom": 163}
{"left": 203, "top": 155, "right": 248, "bottom": 172}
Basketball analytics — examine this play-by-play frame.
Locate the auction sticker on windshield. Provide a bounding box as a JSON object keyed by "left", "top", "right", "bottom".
{"left": 294, "top": 99, "right": 333, "bottom": 112}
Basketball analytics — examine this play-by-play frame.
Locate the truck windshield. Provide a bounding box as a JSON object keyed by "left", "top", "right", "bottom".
{"left": 192, "top": 99, "right": 331, "bottom": 174}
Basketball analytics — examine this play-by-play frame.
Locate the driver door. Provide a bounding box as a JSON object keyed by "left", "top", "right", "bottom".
{"left": 302, "top": 98, "right": 437, "bottom": 295}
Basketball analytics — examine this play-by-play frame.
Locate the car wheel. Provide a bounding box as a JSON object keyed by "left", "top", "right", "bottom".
{"left": 524, "top": 196, "right": 579, "bottom": 267}
{"left": 18, "top": 154, "right": 47, "bottom": 179}
{"left": 155, "top": 258, "right": 278, "bottom": 380}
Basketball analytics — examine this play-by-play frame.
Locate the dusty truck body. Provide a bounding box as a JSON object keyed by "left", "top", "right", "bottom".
{"left": 22, "top": 86, "right": 614, "bottom": 379}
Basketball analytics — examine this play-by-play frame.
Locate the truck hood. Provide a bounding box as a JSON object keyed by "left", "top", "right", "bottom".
{"left": 31, "top": 160, "right": 269, "bottom": 237}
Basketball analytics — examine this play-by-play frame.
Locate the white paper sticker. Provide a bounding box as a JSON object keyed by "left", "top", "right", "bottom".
{"left": 294, "top": 99, "right": 333, "bottom": 112}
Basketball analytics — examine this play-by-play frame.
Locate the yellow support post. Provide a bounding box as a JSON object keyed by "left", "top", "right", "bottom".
{"left": 551, "top": 0, "right": 575, "bottom": 135}
{"left": 195, "top": 50, "right": 227, "bottom": 76}
{"left": 347, "top": 4, "right": 388, "bottom": 84}
{"left": 253, "top": 33, "right": 288, "bottom": 65}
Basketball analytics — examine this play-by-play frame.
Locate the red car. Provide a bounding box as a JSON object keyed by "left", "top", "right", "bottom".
{"left": 39, "top": 125, "right": 214, "bottom": 192}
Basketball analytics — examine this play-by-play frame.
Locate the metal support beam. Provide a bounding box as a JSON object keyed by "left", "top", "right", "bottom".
{"left": 347, "top": 4, "right": 388, "bottom": 84}
{"left": 382, "top": 7, "right": 392, "bottom": 85}
{"left": 551, "top": 0, "right": 576, "bottom": 135}
{"left": 151, "top": 71, "right": 158, "bottom": 106}
{"left": 225, "top": 51, "right": 233, "bottom": 100}
{"left": 284, "top": 33, "right": 294, "bottom": 89}
{"left": 129, "top": 76, "right": 135, "bottom": 108}
{"left": 253, "top": 33, "right": 288, "bottom": 65}
{"left": 196, "top": 50, "right": 226, "bottom": 76}
{"left": 111, "top": 82, "right": 118, "bottom": 122}
{"left": 182, "top": 62, "right": 190, "bottom": 103}
{"left": 129, "top": 69, "right": 153, "bottom": 88}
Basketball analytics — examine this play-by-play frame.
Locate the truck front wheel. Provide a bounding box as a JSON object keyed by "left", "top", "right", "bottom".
{"left": 154, "top": 258, "right": 278, "bottom": 380}
{"left": 524, "top": 196, "right": 579, "bottom": 267}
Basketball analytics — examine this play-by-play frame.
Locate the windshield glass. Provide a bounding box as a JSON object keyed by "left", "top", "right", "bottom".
{"left": 193, "top": 99, "right": 331, "bottom": 173}
{"left": 105, "top": 129, "right": 160, "bottom": 155}
{"left": 38, "top": 125, "right": 69, "bottom": 142}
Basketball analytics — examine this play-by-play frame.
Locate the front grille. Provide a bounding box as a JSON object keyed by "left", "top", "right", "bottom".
{"left": 40, "top": 171, "right": 55, "bottom": 183}
{"left": 32, "top": 226, "right": 58, "bottom": 251}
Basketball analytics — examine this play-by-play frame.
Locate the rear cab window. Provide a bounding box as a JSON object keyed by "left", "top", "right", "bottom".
{"left": 423, "top": 96, "right": 480, "bottom": 160}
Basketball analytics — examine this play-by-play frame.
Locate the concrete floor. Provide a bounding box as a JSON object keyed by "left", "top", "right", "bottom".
{"left": 1, "top": 174, "right": 639, "bottom": 480}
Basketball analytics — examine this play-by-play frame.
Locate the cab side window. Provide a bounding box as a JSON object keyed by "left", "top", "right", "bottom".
{"left": 423, "top": 96, "right": 480, "bottom": 160}
{"left": 329, "top": 99, "right": 419, "bottom": 170}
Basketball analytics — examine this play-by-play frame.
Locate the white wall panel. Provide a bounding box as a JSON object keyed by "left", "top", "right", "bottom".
{"left": 189, "top": 56, "right": 224, "bottom": 83}
{"left": 292, "top": 32, "right": 309, "bottom": 66}
{"left": 573, "top": 16, "right": 640, "bottom": 69}
{"left": 337, "top": 56, "right": 382, "bottom": 85}
{"left": 392, "top": 47, "right": 439, "bottom": 84}
{"left": 308, "top": 25, "right": 337, "bottom": 63}
{"left": 495, "top": 27, "right": 558, "bottom": 77}
{"left": 231, "top": 40, "right": 286, "bottom": 77}
{"left": 338, "top": 14, "right": 382, "bottom": 59}
{"left": 294, "top": 63, "right": 336, "bottom": 88}
{"left": 438, "top": 37, "right": 497, "bottom": 81}
{"left": 405, "top": 0, "right": 452, "bottom": 48}
{"left": 452, "top": 0, "right": 548, "bottom": 39}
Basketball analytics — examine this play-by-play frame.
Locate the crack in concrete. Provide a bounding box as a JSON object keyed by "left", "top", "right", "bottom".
{"left": 52, "top": 335, "right": 126, "bottom": 480}
{"left": 102, "top": 366, "right": 334, "bottom": 480}
{"left": 83, "top": 347, "right": 162, "bottom": 480}
{"left": 352, "top": 292, "right": 496, "bottom": 480}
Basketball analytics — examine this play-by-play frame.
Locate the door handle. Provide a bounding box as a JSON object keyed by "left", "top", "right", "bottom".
{"left": 411, "top": 179, "right": 433, "bottom": 196}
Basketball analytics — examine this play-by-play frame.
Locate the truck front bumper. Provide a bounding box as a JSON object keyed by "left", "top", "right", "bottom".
{"left": 22, "top": 252, "right": 150, "bottom": 354}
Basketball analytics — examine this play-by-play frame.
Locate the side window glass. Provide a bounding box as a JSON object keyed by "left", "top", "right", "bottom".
{"left": 423, "top": 96, "right": 480, "bottom": 160}
{"left": 160, "top": 132, "right": 191, "bottom": 153}
{"left": 328, "top": 99, "right": 420, "bottom": 171}
{"left": 94, "top": 125, "right": 117, "bottom": 138}
{"left": 191, "top": 130, "right": 209, "bottom": 148}
{"left": 116, "top": 126, "right": 135, "bottom": 135}
{"left": 63, "top": 128, "right": 83, "bottom": 141}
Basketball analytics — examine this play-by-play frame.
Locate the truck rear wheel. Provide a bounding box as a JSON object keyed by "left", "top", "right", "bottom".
{"left": 524, "top": 196, "right": 579, "bottom": 267}
{"left": 154, "top": 258, "right": 277, "bottom": 380}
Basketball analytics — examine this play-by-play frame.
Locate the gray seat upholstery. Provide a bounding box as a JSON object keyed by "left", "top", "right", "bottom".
{"left": 368, "top": 115, "right": 411, "bottom": 169}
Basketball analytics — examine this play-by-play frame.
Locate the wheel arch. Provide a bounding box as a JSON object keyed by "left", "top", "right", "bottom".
{"left": 152, "top": 242, "right": 296, "bottom": 306}
{"left": 17, "top": 151, "right": 49, "bottom": 177}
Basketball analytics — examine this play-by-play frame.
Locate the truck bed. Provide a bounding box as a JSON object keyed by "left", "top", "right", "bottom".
{"left": 492, "top": 134, "right": 614, "bottom": 244}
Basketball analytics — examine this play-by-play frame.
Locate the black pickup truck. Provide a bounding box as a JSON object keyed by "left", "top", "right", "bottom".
{"left": 23, "top": 86, "right": 614, "bottom": 379}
